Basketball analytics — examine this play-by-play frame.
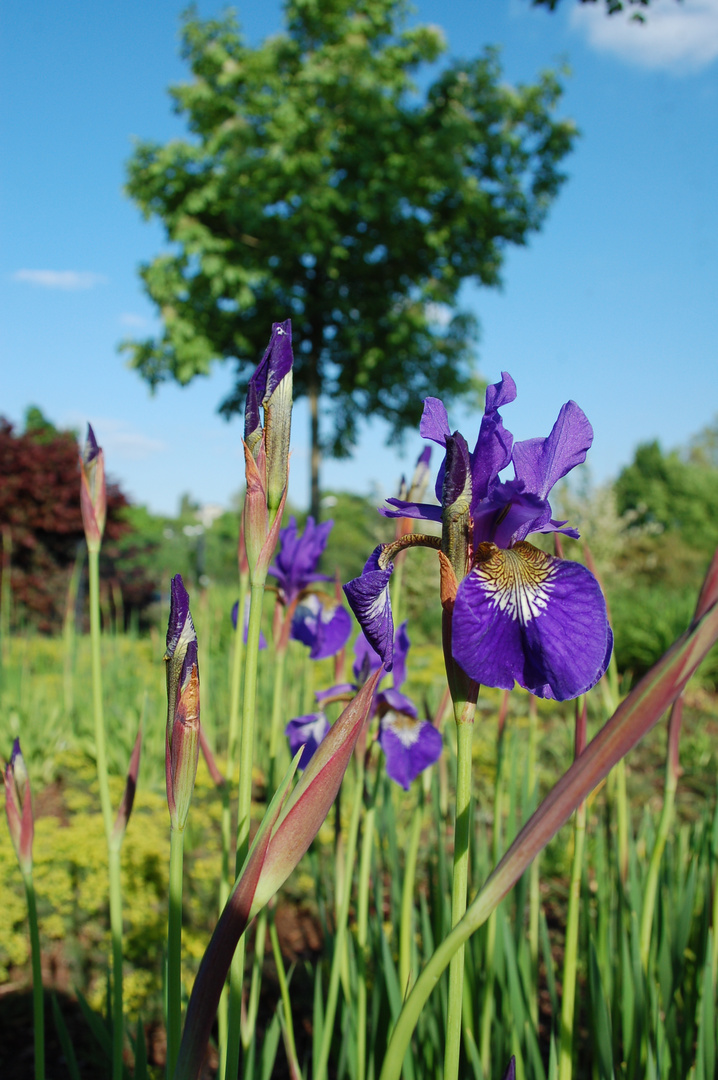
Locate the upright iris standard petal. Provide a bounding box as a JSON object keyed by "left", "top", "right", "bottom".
{"left": 269, "top": 516, "right": 333, "bottom": 605}
{"left": 510, "top": 401, "right": 593, "bottom": 541}
{"left": 452, "top": 541, "right": 612, "bottom": 700}
{"left": 343, "top": 546, "right": 395, "bottom": 670}
{"left": 291, "top": 594, "right": 352, "bottom": 659}
{"left": 469, "top": 371, "right": 516, "bottom": 501}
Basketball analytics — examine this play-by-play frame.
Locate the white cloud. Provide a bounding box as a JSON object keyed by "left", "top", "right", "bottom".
{"left": 571, "top": 0, "right": 718, "bottom": 71}
{"left": 66, "top": 415, "right": 166, "bottom": 462}
{"left": 119, "top": 312, "right": 152, "bottom": 329}
{"left": 13, "top": 269, "right": 108, "bottom": 290}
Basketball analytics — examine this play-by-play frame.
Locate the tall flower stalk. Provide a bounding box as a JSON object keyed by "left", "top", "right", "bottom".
{"left": 558, "top": 696, "right": 588, "bottom": 1080}
{"left": 225, "top": 320, "right": 293, "bottom": 1080}
{"left": 164, "top": 575, "right": 201, "bottom": 1077}
{"left": 80, "top": 425, "right": 125, "bottom": 1080}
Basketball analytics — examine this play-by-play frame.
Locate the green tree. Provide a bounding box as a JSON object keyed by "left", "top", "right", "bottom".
{"left": 124, "top": 0, "right": 575, "bottom": 518}
{"left": 531, "top": 0, "right": 679, "bottom": 16}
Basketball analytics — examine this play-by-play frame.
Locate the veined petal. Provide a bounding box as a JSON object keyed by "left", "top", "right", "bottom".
{"left": 379, "top": 714, "right": 443, "bottom": 790}
{"left": 343, "top": 547, "right": 394, "bottom": 670}
{"left": 452, "top": 542, "right": 611, "bottom": 701}
{"left": 512, "top": 401, "right": 593, "bottom": 504}
{"left": 419, "top": 397, "right": 451, "bottom": 446}
{"left": 470, "top": 371, "right": 516, "bottom": 501}
{"left": 380, "top": 498, "right": 442, "bottom": 523}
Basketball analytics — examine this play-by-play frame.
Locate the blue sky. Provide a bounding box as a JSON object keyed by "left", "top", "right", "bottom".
{"left": 2, "top": 0, "right": 717, "bottom": 515}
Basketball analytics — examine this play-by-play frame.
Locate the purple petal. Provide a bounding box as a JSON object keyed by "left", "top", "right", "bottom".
{"left": 315, "top": 682, "right": 357, "bottom": 703}
{"left": 452, "top": 543, "right": 612, "bottom": 701}
{"left": 244, "top": 320, "right": 293, "bottom": 440}
{"left": 511, "top": 401, "right": 593, "bottom": 504}
{"left": 380, "top": 498, "right": 442, "bottom": 523}
{"left": 269, "top": 515, "right": 333, "bottom": 605}
{"left": 285, "top": 713, "right": 330, "bottom": 770}
{"left": 291, "top": 594, "right": 352, "bottom": 659}
{"left": 391, "top": 621, "right": 411, "bottom": 691}
{"left": 485, "top": 371, "right": 517, "bottom": 413}
{"left": 377, "top": 686, "right": 418, "bottom": 719}
{"left": 167, "top": 575, "right": 192, "bottom": 655}
{"left": 379, "top": 715, "right": 443, "bottom": 790}
{"left": 419, "top": 397, "right": 451, "bottom": 446}
{"left": 343, "top": 546, "right": 395, "bottom": 671}
{"left": 469, "top": 372, "right": 517, "bottom": 502}
{"left": 84, "top": 423, "right": 101, "bottom": 464}
{"left": 472, "top": 480, "right": 547, "bottom": 548}
{"left": 352, "top": 631, "right": 384, "bottom": 684}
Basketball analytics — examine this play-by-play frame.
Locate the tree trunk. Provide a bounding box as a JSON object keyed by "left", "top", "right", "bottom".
{"left": 307, "top": 351, "right": 322, "bottom": 522}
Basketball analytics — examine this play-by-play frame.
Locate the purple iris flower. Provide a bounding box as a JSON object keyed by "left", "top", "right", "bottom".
{"left": 313, "top": 622, "right": 442, "bottom": 789}
{"left": 269, "top": 515, "right": 333, "bottom": 606}
{"left": 291, "top": 593, "right": 352, "bottom": 660}
{"left": 285, "top": 713, "right": 331, "bottom": 770}
{"left": 344, "top": 374, "right": 612, "bottom": 701}
{"left": 269, "top": 515, "right": 352, "bottom": 659}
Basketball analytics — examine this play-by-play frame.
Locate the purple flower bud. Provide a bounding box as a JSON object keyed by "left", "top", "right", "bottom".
{"left": 4, "top": 739, "right": 34, "bottom": 875}
{"left": 165, "top": 575, "right": 200, "bottom": 831}
{"left": 79, "top": 423, "right": 106, "bottom": 552}
{"left": 244, "top": 320, "right": 294, "bottom": 516}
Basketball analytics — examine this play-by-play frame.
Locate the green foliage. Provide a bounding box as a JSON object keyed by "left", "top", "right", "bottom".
{"left": 123, "top": 0, "right": 575, "bottom": 506}
{"left": 615, "top": 440, "right": 718, "bottom": 556}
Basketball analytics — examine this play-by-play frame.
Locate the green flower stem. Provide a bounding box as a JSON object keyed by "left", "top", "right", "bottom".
{"left": 268, "top": 638, "right": 288, "bottom": 784}
{"left": 357, "top": 769, "right": 380, "bottom": 1080}
{"left": 22, "top": 872, "right": 45, "bottom": 1080}
{"left": 615, "top": 756, "right": 629, "bottom": 883}
{"left": 89, "top": 547, "right": 124, "bottom": 1080}
{"left": 167, "top": 825, "right": 185, "bottom": 1079}
{"left": 242, "top": 908, "right": 268, "bottom": 1049}
{"left": 480, "top": 706, "right": 506, "bottom": 1076}
{"left": 399, "top": 786, "right": 424, "bottom": 997}
{"left": 444, "top": 710, "right": 476, "bottom": 1080}
{"left": 225, "top": 578, "right": 266, "bottom": 1080}
{"left": 314, "top": 750, "right": 366, "bottom": 1080}
{"left": 528, "top": 699, "right": 540, "bottom": 1029}
{"left": 269, "top": 915, "right": 299, "bottom": 1073}
{"left": 217, "top": 567, "right": 247, "bottom": 1080}
{"left": 391, "top": 552, "right": 406, "bottom": 629}
{"left": 557, "top": 799, "right": 586, "bottom": 1080}
{"left": 639, "top": 698, "right": 682, "bottom": 970}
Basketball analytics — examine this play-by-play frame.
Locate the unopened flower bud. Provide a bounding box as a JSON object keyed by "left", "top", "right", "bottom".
{"left": 79, "top": 424, "right": 106, "bottom": 552}
{"left": 165, "top": 575, "right": 200, "bottom": 831}
{"left": 4, "top": 739, "right": 34, "bottom": 875}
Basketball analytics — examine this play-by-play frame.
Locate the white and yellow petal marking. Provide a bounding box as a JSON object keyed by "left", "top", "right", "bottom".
{"left": 472, "top": 541, "right": 556, "bottom": 626}
{"left": 382, "top": 711, "right": 422, "bottom": 747}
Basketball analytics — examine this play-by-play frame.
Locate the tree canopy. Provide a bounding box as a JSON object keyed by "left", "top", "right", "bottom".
{"left": 124, "top": 0, "right": 576, "bottom": 516}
